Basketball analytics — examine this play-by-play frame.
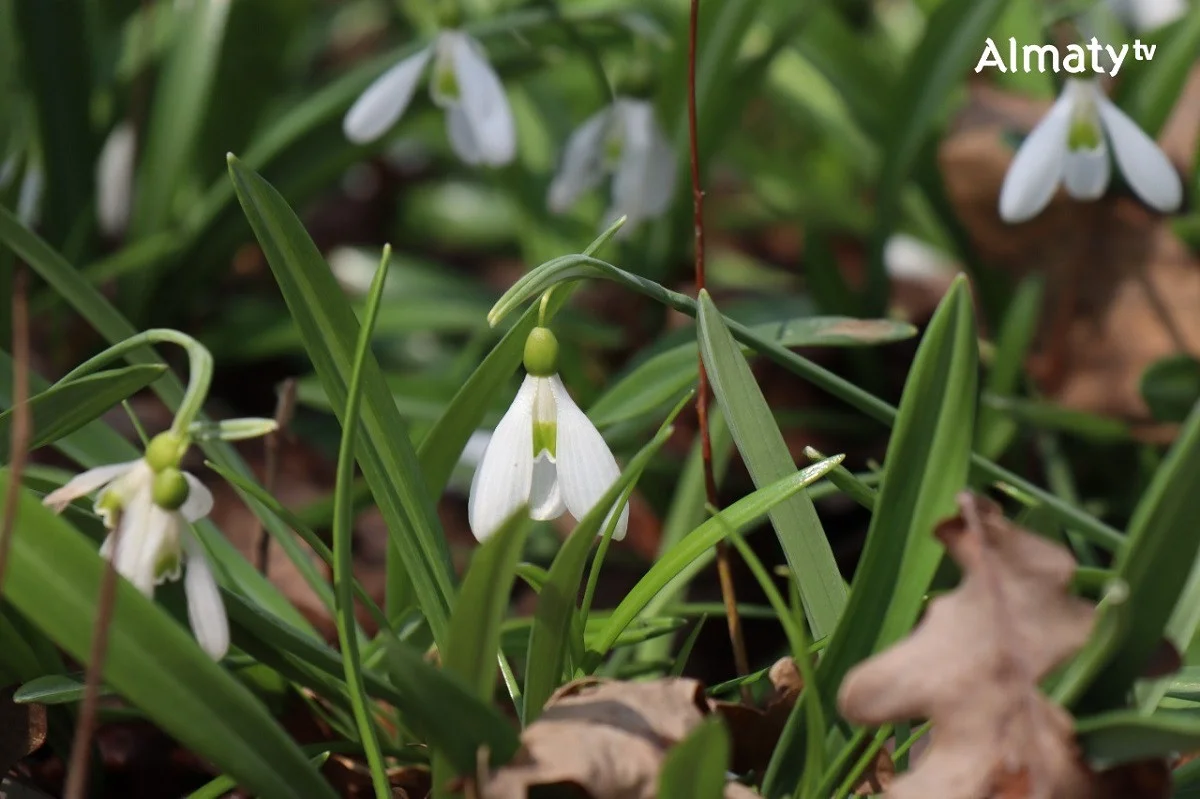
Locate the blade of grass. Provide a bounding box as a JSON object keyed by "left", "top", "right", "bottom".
{"left": 227, "top": 155, "right": 455, "bottom": 639}
{"left": 697, "top": 289, "right": 846, "bottom": 637}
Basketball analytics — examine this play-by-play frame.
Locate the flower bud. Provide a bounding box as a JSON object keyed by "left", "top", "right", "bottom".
{"left": 523, "top": 327, "right": 559, "bottom": 377}
{"left": 145, "top": 432, "right": 186, "bottom": 472}
{"left": 152, "top": 468, "right": 190, "bottom": 510}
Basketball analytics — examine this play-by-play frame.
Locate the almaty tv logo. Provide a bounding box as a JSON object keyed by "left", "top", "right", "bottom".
{"left": 975, "top": 36, "right": 1157, "bottom": 78}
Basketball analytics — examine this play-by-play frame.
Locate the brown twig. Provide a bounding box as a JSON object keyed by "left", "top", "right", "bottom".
{"left": 687, "top": 0, "right": 751, "bottom": 702}
{"left": 0, "top": 267, "right": 32, "bottom": 592}
{"left": 257, "top": 377, "right": 297, "bottom": 576}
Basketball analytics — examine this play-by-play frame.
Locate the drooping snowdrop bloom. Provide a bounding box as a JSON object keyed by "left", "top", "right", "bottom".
{"left": 343, "top": 29, "right": 515, "bottom": 166}
{"left": 547, "top": 97, "right": 676, "bottom": 234}
{"left": 999, "top": 78, "right": 1182, "bottom": 223}
{"left": 43, "top": 433, "right": 229, "bottom": 659}
{"left": 96, "top": 120, "right": 137, "bottom": 237}
{"left": 468, "top": 327, "right": 627, "bottom": 542}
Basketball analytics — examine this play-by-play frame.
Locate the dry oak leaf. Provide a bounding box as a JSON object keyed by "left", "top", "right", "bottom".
{"left": 837, "top": 492, "right": 1097, "bottom": 799}
{"left": 475, "top": 677, "right": 746, "bottom": 799}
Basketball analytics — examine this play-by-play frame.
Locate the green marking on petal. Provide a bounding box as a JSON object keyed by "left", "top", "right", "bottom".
{"left": 154, "top": 548, "right": 182, "bottom": 582}
{"left": 533, "top": 420, "right": 557, "bottom": 458}
{"left": 434, "top": 61, "right": 460, "bottom": 102}
{"left": 1068, "top": 117, "right": 1101, "bottom": 151}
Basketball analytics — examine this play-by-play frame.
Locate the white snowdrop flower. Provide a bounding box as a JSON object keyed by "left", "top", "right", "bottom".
{"left": 343, "top": 29, "right": 515, "bottom": 166}
{"left": 468, "top": 327, "right": 627, "bottom": 542}
{"left": 547, "top": 97, "right": 676, "bottom": 234}
{"left": 96, "top": 120, "right": 137, "bottom": 237}
{"left": 999, "top": 78, "right": 1182, "bottom": 223}
{"left": 883, "top": 234, "right": 955, "bottom": 282}
{"left": 42, "top": 433, "right": 229, "bottom": 660}
{"left": 1107, "top": 0, "right": 1187, "bottom": 31}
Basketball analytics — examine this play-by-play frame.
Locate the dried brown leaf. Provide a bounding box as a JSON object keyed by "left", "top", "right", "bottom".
{"left": 0, "top": 687, "right": 46, "bottom": 775}
{"left": 837, "top": 493, "right": 1096, "bottom": 799}
{"left": 476, "top": 677, "right": 740, "bottom": 799}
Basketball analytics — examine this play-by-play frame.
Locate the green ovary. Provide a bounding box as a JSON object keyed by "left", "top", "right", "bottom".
{"left": 532, "top": 421, "right": 557, "bottom": 458}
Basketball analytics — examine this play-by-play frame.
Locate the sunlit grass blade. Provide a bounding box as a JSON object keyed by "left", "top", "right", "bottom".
{"left": 0, "top": 477, "right": 336, "bottom": 798}
{"left": 0, "top": 364, "right": 166, "bottom": 455}
{"left": 697, "top": 289, "right": 846, "bottom": 637}
{"left": 332, "top": 248, "right": 391, "bottom": 799}
{"left": 586, "top": 456, "right": 843, "bottom": 663}
{"left": 227, "top": 155, "right": 455, "bottom": 639}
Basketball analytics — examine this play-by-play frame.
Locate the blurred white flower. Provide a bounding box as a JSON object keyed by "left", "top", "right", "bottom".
{"left": 343, "top": 29, "right": 515, "bottom": 166}
{"left": 96, "top": 121, "right": 137, "bottom": 237}
{"left": 547, "top": 97, "right": 675, "bottom": 234}
{"left": 43, "top": 438, "right": 229, "bottom": 660}
{"left": 1106, "top": 0, "right": 1187, "bottom": 30}
{"left": 999, "top": 78, "right": 1181, "bottom": 223}
{"left": 16, "top": 165, "right": 42, "bottom": 227}
{"left": 468, "top": 328, "right": 626, "bottom": 542}
{"left": 883, "top": 234, "right": 955, "bottom": 282}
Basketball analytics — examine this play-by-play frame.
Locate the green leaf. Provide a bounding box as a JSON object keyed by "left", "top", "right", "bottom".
{"left": 657, "top": 718, "right": 730, "bottom": 799}
{"left": 0, "top": 476, "right": 336, "bottom": 798}
{"left": 522, "top": 419, "right": 676, "bottom": 724}
{"left": 1080, "top": 391, "right": 1200, "bottom": 708}
{"left": 131, "top": 0, "right": 230, "bottom": 238}
{"left": 976, "top": 275, "right": 1043, "bottom": 459}
{"left": 697, "top": 290, "right": 847, "bottom": 637}
{"left": 433, "top": 510, "right": 530, "bottom": 791}
{"left": 331, "top": 249, "right": 391, "bottom": 798}
{"left": 864, "top": 0, "right": 1009, "bottom": 313}
{"left": 227, "top": 155, "right": 455, "bottom": 640}
{"left": 0, "top": 365, "right": 166, "bottom": 456}
{"left": 1120, "top": 4, "right": 1200, "bottom": 135}
{"left": 1077, "top": 710, "right": 1200, "bottom": 768}
{"left": 13, "top": 674, "right": 105, "bottom": 706}
{"left": 588, "top": 456, "right": 843, "bottom": 663}
{"left": 1140, "top": 354, "right": 1200, "bottom": 423}
{"left": 12, "top": 0, "right": 93, "bottom": 245}
{"left": 767, "top": 277, "right": 978, "bottom": 798}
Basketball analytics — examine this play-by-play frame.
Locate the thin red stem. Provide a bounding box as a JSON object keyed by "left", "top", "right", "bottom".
{"left": 688, "top": 0, "right": 751, "bottom": 699}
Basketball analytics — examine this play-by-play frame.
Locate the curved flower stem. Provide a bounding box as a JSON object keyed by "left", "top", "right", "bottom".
{"left": 537, "top": 290, "right": 553, "bottom": 326}
{"left": 58, "top": 328, "right": 214, "bottom": 440}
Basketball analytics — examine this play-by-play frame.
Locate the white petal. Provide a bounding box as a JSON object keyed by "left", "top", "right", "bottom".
{"left": 529, "top": 451, "right": 566, "bottom": 520}
{"left": 998, "top": 91, "right": 1074, "bottom": 223}
{"left": 547, "top": 376, "right": 628, "bottom": 541}
{"left": 180, "top": 472, "right": 214, "bottom": 522}
{"left": 183, "top": 531, "right": 230, "bottom": 660}
{"left": 1062, "top": 144, "right": 1111, "bottom": 201}
{"left": 547, "top": 107, "right": 614, "bottom": 213}
{"left": 449, "top": 32, "right": 516, "bottom": 166}
{"left": 42, "top": 460, "right": 139, "bottom": 513}
{"left": 468, "top": 376, "right": 537, "bottom": 541}
{"left": 110, "top": 490, "right": 160, "bottom": 596}
{"left": 16, "top": 166, "right": 42, "bottom": 227}
{"left": 343, "top": 47, "right": 433, "bottom": 145}
{"left": 96, "top": 121, "right": 137, "bottom": 236}
{"left": 608, "top": 100, "right": 676, "bottom": 233}
{"left": 1097, "top": 96, "right": 1183, "bottom": 213}
{"left": 446, "top": 103, "right": 484, "bottom": 165}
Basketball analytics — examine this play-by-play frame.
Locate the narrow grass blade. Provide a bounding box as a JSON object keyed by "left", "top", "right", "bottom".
{"left": 588, "top": 456, "right": 843, "bottom": 662}
{"left": 697, "top": 290, "right": 846, "bottom": 636}
{"left": 1080, "top": 394, "right": 1200, "bottom": 708}
{"left": 0, "top": 365, "right": 166, "bottom": 455}
{"left": 1077, "top": 710, "right": 1200, "bottom": 768}
{"left": 227, "top": 155, "right": 455, "bottom": 640}
{"left": 332, "top": 249, "right": 391, "bottom": 799}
